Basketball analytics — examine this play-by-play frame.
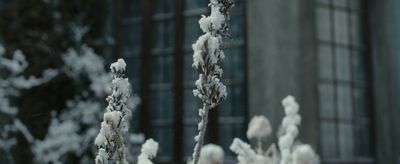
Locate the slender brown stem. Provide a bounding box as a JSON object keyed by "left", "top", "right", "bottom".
{"left": 192, "top": 103, "right": 210, "bottom": 164}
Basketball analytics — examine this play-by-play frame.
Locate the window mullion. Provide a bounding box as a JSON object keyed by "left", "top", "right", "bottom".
{"left": 173, "top": 0, "right": 185, "bottom": 162}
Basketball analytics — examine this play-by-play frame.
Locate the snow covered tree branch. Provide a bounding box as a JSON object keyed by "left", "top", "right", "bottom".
{"left": 191, "top": 0, "right": 234, "bottom": 163}
{"left": 94, "top": 59, "right": 132, "bottom": 164}
{"left": 0, "top": 44, "right": 57, "bottom": 163}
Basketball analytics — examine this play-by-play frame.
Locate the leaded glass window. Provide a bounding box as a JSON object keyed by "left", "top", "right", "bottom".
{"left": 316, "top": 0, "right": 373, "bottom": 163}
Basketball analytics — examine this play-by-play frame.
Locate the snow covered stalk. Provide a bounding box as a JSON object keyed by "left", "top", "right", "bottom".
{"left": 95, "top": 59, "right": 132, "bottom": 164}
{"left": 191, "top": 0, "right": 234, "bottom": 163}
{"left": 246, "top": 115, "right": 272, "bottom": 155}
{"left": 278, "top": 96, "right": 301, "bottom": 164}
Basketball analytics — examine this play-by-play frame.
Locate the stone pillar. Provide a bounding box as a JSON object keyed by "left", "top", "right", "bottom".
{"left": 246, "top": 0, "right": 319, "bottom": 149}
{"left": 368, "top": 0, "right": 400, "bottom": 163}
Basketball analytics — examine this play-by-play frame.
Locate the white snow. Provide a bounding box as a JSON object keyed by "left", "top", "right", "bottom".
{"left": 94, "top": 58, "right": 134, "bottom": 164}
{"left": 292, "top": 145, "right": 319, "bottom": 164}
{"left": 279, "top": 95, "right": 301, "bottom": 164}
{"left": 191, "top": 1, "right": 233, "bottom": 163}
{"left": 230, "top": 95, "right": 319, "bottom": 164}
{"left": 0, "top": 50, "right": 28, "bottom": 74}
{"left": 137, "top": 139, "right": 159, "bottom": 164}
{"left": 110, "top": 58, "right": 127, "bottom": 73}
{"left": 230, "top": 138, "right": 267, "bottom": 164}
{"left": 247, "top": 115, "right": 272, "bottom": 140}
{"left": 199, "top": 144, "right": 224, "bottom": 164}
{"left": 104, "top": 111, "right": 122, "bottom": 126}
{"left": 33, "top": 118, "right": 81, "bottom": 164}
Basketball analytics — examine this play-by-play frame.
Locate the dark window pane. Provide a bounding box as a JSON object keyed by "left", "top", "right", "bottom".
{"left": 316, "top": 7, "right": 332, "bottom": 41}
{"left": 350, "top": 0, "right": 361, "bottom": 10}
{"left": 354, "top": 124, "right": 372, "bottom": 157}
{"left": 339, "top": 123, "right": 354, "bottom": 159}
{"left": 122, "top": 23, "right": 141, "bottom": 56}
{"left": 318, "top": 45, "right": 333, "bottom": 80}
{"left": 335, "top": 48, "right": 350, "bottom": 81}
{"left": 317, "top": 0, "right": 330, "bottom": 5}
{"left": 155, "top": 0, "right": 175, "bottom": 14}
{"left": 184, "top": 0, "right": 208, "bottom": 11}
{"left": 354, "top": 87, "right": 369, "bottom": 119}
{"left": 221, "top": 48, "right": 245, "bottom": 81}
{"left": 184, "top": 17, "right": 203, "bottom": 47}
{"left": 333, "top": 0, "right": 347, "bottom": 8}
{"left": 352, "top": 50, "right": 368, "bottom": 82}
{"left": 151, "top": 55, "right": 175, "bottom": 84}
{"left": 153, "top": 20, "right": 175, "bottom": 49}
{"left": 123, "top": 0, "right": 142, "bottom": 18}
{"left": 231, "top": 86, "right": 246, "bottom": 117}
{"left": 126, "top": 57, "right": 142, "bottom": 92}
{"left": 334, "top": 10, "right": 349, "bottom": 44}
{"left": 337, "top": 85, "right": 352, "bottom": 121}
{"left": 153, "top": 127, "right": 174, "bottom": 160}
{"left": 184, "top": 88, "right": 201, "bottom": 119}
{"left": 184, "top": 53, "right": 197, "bottom": 82}
{"left": 150, "top": 90, "right": 174, "bottom": 121}
{"left": 350, "top": 13, "right": 362, "bottom": 46}
{"left": 319, "top": 84, "right": 335, "bottom": 118}
{"left": 229, "top": 10, "right": 245, "bottom": 40}
{"left": 321, "top": 122, "right": 337, "bottom": 158}
{"left": 183, "top": 125, "right": 197, "bottom": 158}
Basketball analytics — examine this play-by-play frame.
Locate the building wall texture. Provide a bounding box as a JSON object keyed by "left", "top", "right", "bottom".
{"left": 246, "top": 0, "right": 319, "bottom": 150}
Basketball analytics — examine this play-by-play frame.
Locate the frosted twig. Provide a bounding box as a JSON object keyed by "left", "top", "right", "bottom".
{"left": 190, "top": 0, "right": 234, "bottom": 164}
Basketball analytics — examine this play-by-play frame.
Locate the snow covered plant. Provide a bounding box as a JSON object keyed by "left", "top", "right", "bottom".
{"left": 247, "top": 115, "right": 272, "bottom": 154}
{"left": 198, "top": 144, "right": 225, "bottom": 164}
{"left": 0, "top": 45, "right": 57, "bottom": 115}
{"left": 32, "top": 45, "right": 112, "bottom": 164}
{"left": 33, "top": 27, "right": 142, "bottom": 164}
{"left": 230, "top": 95, "right": 319, "bottom": 164}
{"left": 0, "top": 44, "right": 56, "bottom": 163}
{"left": 278, "top": 96, "right": 319, "bottom": 164}
{"left": 230, "top": 116, "right": 277, "bottom": 164}
{"left": 191, "top": 0, "right": 234, "bottom": 163}
{"left": 94, "top": 59, "right": 139, "bottom": 164}
{"left": 137, "top": 139, "right": 159, "bottom": 164}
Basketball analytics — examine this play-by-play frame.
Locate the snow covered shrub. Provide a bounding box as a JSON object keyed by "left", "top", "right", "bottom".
{"left": 94, "top": 59, "right": 147, "bottom": 164}
{"left": 33, "top": 46, "right": 142, "bottom": 164}
{"left": 0, "top": 44, "right": 57, "bottom": 163}
{"left": 0, "top": 1, "right": 116, "bottom": 163}
{"left": 247, "top": 115, "right": 272, "bottom": 154}
{"left": 230, "top": 95, "right": 319, "bottom": 164}
{"left": 190, "top": 0, "right": 234, "bottom": 163}
{"left": 230, "top": 138, "right": 272, "bottom": 164}
{"left": 198, "top": 144, "right": 225, "bottom": 164}
{"left": 137, "top": 139, "right": 159, "bottom": 164}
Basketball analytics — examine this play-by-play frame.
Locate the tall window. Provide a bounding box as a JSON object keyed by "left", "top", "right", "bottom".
{"left": 316, "top": 0, "right": 373, "bottom": 163}
{"left": 117, "top": 0, "right": 247, "bottom": 163}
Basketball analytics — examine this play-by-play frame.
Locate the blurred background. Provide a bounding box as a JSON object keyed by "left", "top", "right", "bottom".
{"left": 0, "top": 0, "right": 400, "bottom": 163}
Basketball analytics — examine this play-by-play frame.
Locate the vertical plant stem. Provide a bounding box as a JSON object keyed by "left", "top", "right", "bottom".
{"left": 257, "top": 140, "right": 263, "bottom": 155}
{"left": 193, "top": 103, "right": 210, "bottom": 164}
